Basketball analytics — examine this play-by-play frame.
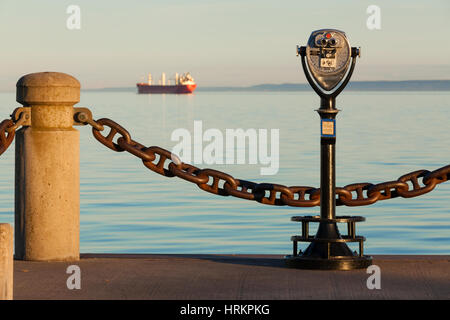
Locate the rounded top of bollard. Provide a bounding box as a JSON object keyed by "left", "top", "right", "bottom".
{"left": 16, "top": 72, "right": 80, "bottom": 106}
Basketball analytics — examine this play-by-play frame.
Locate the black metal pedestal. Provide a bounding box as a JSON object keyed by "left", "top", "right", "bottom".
{"left": 284, "top": 96, "right": 372, "bottom": 270}
{"left": 285, "top": 215, "right": 372, "bottom": 270}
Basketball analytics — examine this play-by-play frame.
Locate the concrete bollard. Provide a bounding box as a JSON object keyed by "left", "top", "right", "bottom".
{"left": 15, "top": 72, "right": 80, "bottom": 261}
{"left": 0, "top": 223, "right": 13, "bottom": 300}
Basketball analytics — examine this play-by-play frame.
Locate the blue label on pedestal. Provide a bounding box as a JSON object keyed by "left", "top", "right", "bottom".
{"left": 321, "top": 119, "right": 336, "bottom": 138}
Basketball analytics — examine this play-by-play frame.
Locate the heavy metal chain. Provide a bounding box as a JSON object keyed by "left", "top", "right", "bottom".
{"left": 0, "top": 109, "right": 29, "bottom": 156}
{"left": 75, "top": 112, "right": 450, "bottom": 208}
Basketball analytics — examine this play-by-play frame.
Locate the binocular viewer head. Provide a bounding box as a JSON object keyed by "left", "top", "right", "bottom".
{"left": 297, "top": 29, "right": 359, "bottom": 94}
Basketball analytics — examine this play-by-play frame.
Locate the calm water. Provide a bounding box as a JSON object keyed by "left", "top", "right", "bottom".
{"left": 0, "top": 90, "right": 449, "bottom": 254}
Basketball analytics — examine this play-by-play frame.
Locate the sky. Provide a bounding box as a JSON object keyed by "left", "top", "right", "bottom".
{"left": 0, "top": 0, "right": 449, "bottom": 90}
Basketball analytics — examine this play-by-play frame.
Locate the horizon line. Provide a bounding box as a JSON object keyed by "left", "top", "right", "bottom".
{"left": 1, "top": 79, "right": 450, "bottom": 93}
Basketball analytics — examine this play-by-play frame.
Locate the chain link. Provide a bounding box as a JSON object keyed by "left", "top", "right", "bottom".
{"left": 0, "top": 110, "right": 29, "bottom": 157}
{"left": 75, "top": 112, "right": 450, "bottom": 208}
{"left": 0, "top": 119, "right": 15, "bottom": 156}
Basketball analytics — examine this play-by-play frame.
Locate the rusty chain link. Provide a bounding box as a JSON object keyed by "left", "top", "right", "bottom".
{"left": 0, "top": 109, "right": 30, "bottom": 156}
{"left": 75, "top": 112, "right": 450, "bottom": 208}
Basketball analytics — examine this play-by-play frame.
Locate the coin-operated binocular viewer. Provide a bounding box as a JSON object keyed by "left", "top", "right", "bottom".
{"left": 285, "top": 29, "right": 372, "bottom": 270}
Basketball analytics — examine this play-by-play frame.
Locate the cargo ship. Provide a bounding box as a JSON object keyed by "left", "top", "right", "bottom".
{"left": 137, "top": 72, "right": 197, "bottom": 94}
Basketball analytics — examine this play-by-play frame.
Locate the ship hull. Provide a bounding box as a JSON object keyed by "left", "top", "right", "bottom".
{"left": 137, "top": 83, "right": 196, "bottom": 94}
